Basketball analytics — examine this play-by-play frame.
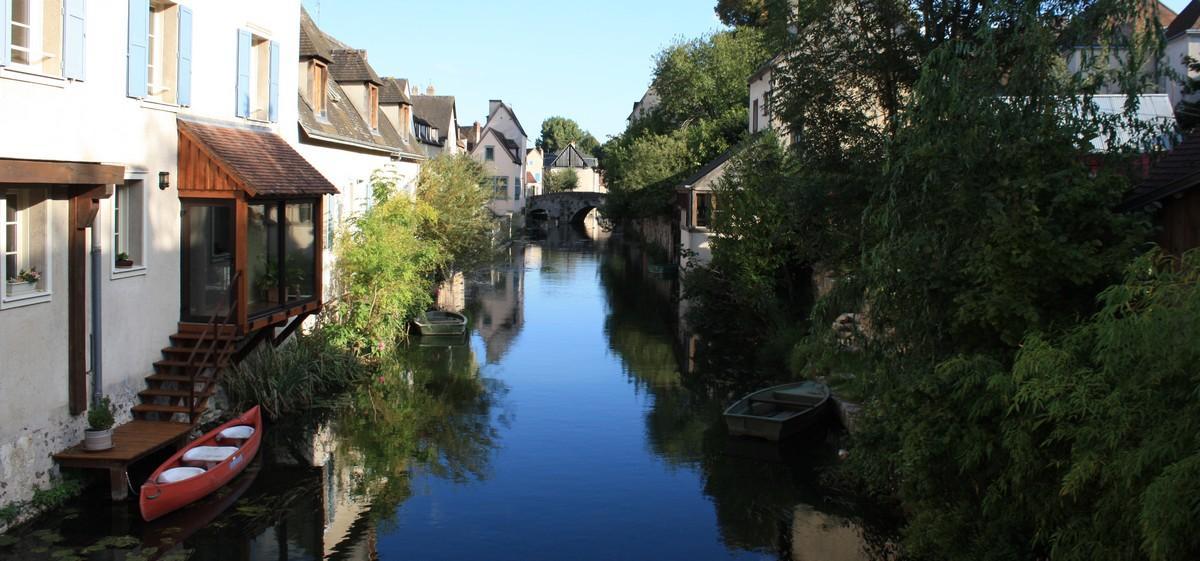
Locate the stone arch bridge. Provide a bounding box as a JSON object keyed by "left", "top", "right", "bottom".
{"left": 526, "top": 191, "right": 606, "bottom": 225}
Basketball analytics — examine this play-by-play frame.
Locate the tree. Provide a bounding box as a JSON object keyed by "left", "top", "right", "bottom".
{"left": 544, "top": 168, "right": 579, "bottom": 193}
{"left": 414, "top": 154, "right": 496, "bottom": 280}
{"left": 714, "top": 0, "right": 768, "bottom": 27}
{"left": 536, "top": 116, "right": 600, "bottom": 155}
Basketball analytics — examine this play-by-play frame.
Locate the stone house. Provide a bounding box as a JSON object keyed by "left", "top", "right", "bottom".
{"left": 544, "top": 143, "right": 605, "bottom": 193}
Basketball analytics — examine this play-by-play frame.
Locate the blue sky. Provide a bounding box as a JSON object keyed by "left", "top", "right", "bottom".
{"left": 301, "top": 0, "right": 728, "bottom": 144}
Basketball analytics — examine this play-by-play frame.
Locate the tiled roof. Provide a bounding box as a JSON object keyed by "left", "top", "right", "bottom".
{"left": 379, "top": 77, "right": 411, "bottom": 104}
{"left": 412, "top": 95, "right": 457, "bottom": 142}
{"left": 299, "top": 8, "right": 332, "bottom": 62}
{"left": 329, "top": 49, "right": 381, "bottom": 85}
{"left": 298, "top": 87, "right": 414, "bottom": 156}
{"left": 1120, "top": 130, "right": 1200, "bottom": 210}
{"left": 178, "top": 119, "right": 337, "bottom": 196}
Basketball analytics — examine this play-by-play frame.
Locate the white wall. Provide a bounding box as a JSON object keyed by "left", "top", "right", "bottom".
{"left": 0, "top": 0, "right": 301, "bottom": 511}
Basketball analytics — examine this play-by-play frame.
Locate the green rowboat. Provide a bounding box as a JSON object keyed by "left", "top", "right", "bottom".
{"left": 723, "top": 381, "right": 832, "bottom": 441}
{"left": 413, "top": 310, "right": 468, "bottom": 336}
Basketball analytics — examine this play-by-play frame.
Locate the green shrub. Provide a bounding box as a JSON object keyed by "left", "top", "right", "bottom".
{"left": 86, "top": 397, "right": 114, "bottom": 431}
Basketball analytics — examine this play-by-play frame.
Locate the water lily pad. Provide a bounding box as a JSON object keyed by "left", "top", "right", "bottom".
{"left": 49, "top": 548, "right": 83, "bottom": 560}
{"left": 159, "top": 526, "right": 182, "bottom": 535}
{"left": 32, "top": 529, "right": 64, "bottom": 543}
{"left": 93, "top": 535, "right": 140, "bottom": 549}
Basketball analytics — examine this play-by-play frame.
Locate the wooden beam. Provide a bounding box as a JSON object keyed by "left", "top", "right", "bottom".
{"left": 0, "top": 159, "right": 124, "bottom": 185}
{"left": 67, "top": 200, "right": 87, "bottom": 415}
{"left": 235, "top": 200, "right": 248, "bottom": 332}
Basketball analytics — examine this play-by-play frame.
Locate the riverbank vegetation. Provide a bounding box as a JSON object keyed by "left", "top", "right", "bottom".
{"left": 226, "top": 154, "right": 496, "bottom": 415}
{"left": 674, "top": 0, "right": 1198, "bottom": 558}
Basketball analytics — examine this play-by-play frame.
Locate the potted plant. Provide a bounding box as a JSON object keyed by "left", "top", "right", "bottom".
{"left": 6, "top": 268, "right": 40, "bottom": 297}
{"left": 84, "top": 397, "right": 116, "bottom": 452}
{"left": 256, "top": 259, "right": 280, "bottom": 303}
{"left": 115, "top": 252, "right": 134, "bottom": 268}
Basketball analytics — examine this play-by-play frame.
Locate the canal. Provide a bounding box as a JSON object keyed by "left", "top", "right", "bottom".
{"left": 0, "top": 229, "right": 896, "bottom": 561}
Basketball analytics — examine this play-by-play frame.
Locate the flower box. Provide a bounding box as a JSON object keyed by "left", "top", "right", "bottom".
{"left": 6, "top": 281, "right": 36, "bottom": 297}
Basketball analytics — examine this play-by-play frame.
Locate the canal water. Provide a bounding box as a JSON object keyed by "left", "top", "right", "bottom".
{"left": 0, "top": 228, "right": 896, "bottom": 561}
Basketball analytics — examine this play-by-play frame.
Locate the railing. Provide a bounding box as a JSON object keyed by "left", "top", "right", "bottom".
{"left": 182, "top": 270, "right": 242, "bottom": 424}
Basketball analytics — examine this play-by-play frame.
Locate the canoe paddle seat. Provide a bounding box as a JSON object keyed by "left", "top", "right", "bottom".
{"left": 182, "top": 446, "right": 239, "bottom": 469}
{"left": 157, "top": 467, "right": 205, "bottom": 484}
{"left": 217, "top": 425, "right": 255, "bottom": 445}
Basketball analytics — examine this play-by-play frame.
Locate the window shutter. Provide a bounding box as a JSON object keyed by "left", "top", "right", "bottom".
{"left": 268, "top": 40, "right": 280, "bottom": 122}
{"left": 177, "top": 6, "right": 193, "bottom": 106}
{"left": 0, "top": 0, "right": 9, "bottom": 66}
{"left": 126, "top": 0, "right": 148, "bottom": 97}
{"left": 63, "top": 0, "right": 86, "bottom": 79}
{"left": 235, "top": 30, "right": 251, "bottom": 118}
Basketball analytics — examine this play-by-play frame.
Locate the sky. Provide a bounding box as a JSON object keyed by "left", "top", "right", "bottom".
{"left": 301, "top": 0, "right": 729, "bottom": 144}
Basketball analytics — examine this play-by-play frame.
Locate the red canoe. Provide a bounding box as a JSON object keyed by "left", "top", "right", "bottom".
{"left": 140, "top": 406, "right": 263, "bottom": 522}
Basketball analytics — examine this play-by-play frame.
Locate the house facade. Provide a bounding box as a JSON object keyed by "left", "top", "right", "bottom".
{"left": 469, "top": 100, "right": 529, "bottom": 217}
{"left": 0, "top": 0, "right": 334, "bottom": 511}
{"left": 544, "top": 144, "right": 605, "bottom": 193}
{"left": 293, "top": 10, "right": 423, "bottom": 301}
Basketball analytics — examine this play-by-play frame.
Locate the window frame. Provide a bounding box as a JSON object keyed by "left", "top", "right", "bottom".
{"left": 111, "top": 179, "right": 148, "bottom": 279}
{"left": 367, "top": 83, "right": 379, "bottom": 131}
{"left": 7, "top": 0, "right": 65, "bottom": 78}
{"left": 1, "top": 187, "right": 52, "bottom": 308}
{"left": 485, "top": 146, "right": 495, "bottom": 161}
{"left": 247, "top": 32, "right": 271, "bottom": 121}
{"left": 693, "top": 191, "right": 714, "bottom": 230}
{"left": 310, "top": 60, "right": 328, "bottom": 120}
{"left": 491, "top": 176, "right": 508, "bottom": 200}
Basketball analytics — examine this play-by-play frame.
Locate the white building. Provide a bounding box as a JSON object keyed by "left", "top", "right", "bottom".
{"left": 0, "top": 0, "right": 333, "bottom": 512}
{"left": 544, "top": 143, "right": 605, "bottom": 193}
{"left": 293, "top": 9, "right": 423, "bottom": 301}
{"left": 468, "top": 100, "right": 529, "bottom": 217}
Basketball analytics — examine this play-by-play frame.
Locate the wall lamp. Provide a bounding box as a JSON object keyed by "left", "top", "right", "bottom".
{"left": 158, "top": 171, "right": 170, "bottom": 191}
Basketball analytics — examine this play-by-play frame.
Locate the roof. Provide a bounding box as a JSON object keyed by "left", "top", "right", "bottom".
{"left": 412, "top": 95, "right": 457, "bottom": 142}
{"left": 1164, "top": 0, "right": 1194, "bottom": 37}
{"left": 749, "top": 51, "right": 785, "bottom": 84}
{"left": 487, "top": 101, "right": 529, "bottom": 139}
{"left": 178, "top": 118, "right": 337, "bottom": 197}
{"left": 328, "top": 49, "right": 382, "bottom": 85}
{"left": 1120, "top": 130, "right": 1200, "bottom": 210}
{"left": 1087, "top": 94, "right": 1177, "bottom": 152}
{"left": 547, "top": 144, "right": 596, "bottom": 169}
{"left": 526, "top": 171, "right": 537, "bottom": 184}
{"left": 379, "top": 77, "right": 411, "bottom": 105}
{"left": 474, "top": 128, "right": 521, "bottom": 164}
{"left": 679, "top": 142, "right": 749, "bottom": 190}
{"left": 298, "top": 8, "right": 332, "bottom": 62}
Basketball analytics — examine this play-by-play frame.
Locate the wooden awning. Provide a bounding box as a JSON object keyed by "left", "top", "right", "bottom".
{"left": 0, "top": 158, "right": 124, "bottom": 186}
{"left": 178, "top": 118, "right": 337, "bottom": 198}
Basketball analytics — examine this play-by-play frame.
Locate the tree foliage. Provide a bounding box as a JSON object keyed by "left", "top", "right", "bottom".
{"left": 600, "top": 28, "right": 769, "bottom": 221}
{"left": 536, "top": 116, "right": 600, "bottom": 155}
{"left": 714, "top": 0, "right": 768, "bottom": 26}
{"left": 414, "top": 154, "right": 496, "bottom": 280}
{"left": 544, "top": 168, "right": 580, "bottom": 193}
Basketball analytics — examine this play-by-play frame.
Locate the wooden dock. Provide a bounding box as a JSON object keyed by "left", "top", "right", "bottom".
{"left": 53, "top": 420, "right": 193, "bottom": 500}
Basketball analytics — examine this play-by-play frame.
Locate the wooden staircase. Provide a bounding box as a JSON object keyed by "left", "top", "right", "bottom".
{"left": 134, "top": 273, "right": 242, "bottom": 424}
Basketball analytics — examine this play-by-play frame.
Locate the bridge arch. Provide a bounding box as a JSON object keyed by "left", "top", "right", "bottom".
{"left": 527, "top": 191, "right": 606, "bottom": 226}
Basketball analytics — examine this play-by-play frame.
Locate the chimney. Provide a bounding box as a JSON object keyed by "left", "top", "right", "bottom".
{"left": 426, "top": 84, "right": 436, "bottom": 95}
{"left": 489, "top": 100, "right": 502, "bottom": 117}
{"left": 472, "top": 121, "right": 482, "bottom": 143}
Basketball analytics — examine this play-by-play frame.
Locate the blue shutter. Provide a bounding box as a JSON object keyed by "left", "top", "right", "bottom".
{"left": 235, "top": 30, "right": 251, "bottom": 118}
{"left": 63, "top": 0, "right": 86, "bottom": 79}
{"left": 126, "top": 0, "right": 148, "bottom": 98}
{"left": 268, "top": 40, "right": 279, "bottom": 122}
{"left": 177, "top": 6, "right": 192, "bottom": 106}
{"left": 0, "top": 0, "right": 9, "bottom": 66}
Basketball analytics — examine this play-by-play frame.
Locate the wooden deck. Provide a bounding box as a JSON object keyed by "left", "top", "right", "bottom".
{"left": 53, "top": 420, "right": 193, "bottom": 500}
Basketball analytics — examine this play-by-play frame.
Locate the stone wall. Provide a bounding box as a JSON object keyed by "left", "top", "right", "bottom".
{"left": 0, "top": 379, "right": 140, "bottom": 532}
{"left": 626, "top": 216, "right": 676, "bottom": 263}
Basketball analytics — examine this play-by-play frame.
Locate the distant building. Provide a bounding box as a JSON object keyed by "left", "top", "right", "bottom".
{"left": 411, "top": 87, "right": 461, "bottom": 157}
{"left": 627, "top": 85, "right": 660, "bottom": 125}
{"left": 468, "top": 100, "right": 530, "bottom": 217}
{"left": 544, "top": 143, "right": 605, "bottom": 193}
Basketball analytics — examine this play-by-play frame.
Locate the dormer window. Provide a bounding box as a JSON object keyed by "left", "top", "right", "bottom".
{"left": 401, "top": 105, "right": 411, "bottom": 136}
{"left": 309, "top": 60, "right": 328, "bottom": 119}
{"left": 367, "top": 83, "right": 379, "bottom": 131}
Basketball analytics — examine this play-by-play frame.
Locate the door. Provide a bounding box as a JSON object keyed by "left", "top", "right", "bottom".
{"left": 180, "top": 201, "right": 235, "bottom": 322}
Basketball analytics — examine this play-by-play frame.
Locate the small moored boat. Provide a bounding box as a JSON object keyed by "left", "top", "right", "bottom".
{"left": 414, "top": 310, "right": 468, "bottom": 336}
{"left": 140, "top": 406, "right": 263, "bottom": 522}
{"left": 724, "top": 381, "right": 831, "bottom": 441}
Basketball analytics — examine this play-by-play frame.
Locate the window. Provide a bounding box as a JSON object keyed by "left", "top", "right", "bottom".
{"left": 309, "top": 60, "right": 328, "bottom": 119}
{"left": 7, "top": 0, "right": 63, "bottom": 76}
{"left": 2, "top": 188, "right": 50, "bottom": 304}
{"left": 514, "top": 177, "right": 521, "bottom": 201}
{"left": 128, "top": 0, "right": 191, "bottom": 104}
{"left": 146, "top": 2, "right": 182, "bottom": 103}
{"left": 491, "top": 176, "right": 508, "bottom": 200}
{"left": 367, "top": 83, "right": 379, "bottom": 131}
{"left": 485, "top": 146, "right": 495, "bottom": 161}
{"left": 112, "top": 180, "right": 145, "bottom": 270}
{"left": 694, "top": 192, "right": 714, "bottom": 229}
{"left": 250, "top": 35, "right": 270, "bottom": 120}
{"left": 752, "top": 99, "right": 759, "bottom": 133}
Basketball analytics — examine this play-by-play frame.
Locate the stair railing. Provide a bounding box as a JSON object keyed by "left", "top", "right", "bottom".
{"left": 182, "top": 270, "right": 241, "bottom": 424}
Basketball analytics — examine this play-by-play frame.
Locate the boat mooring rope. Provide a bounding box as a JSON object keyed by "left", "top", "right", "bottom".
{"left": 124, "top": 471, "right": 140, "bottom": 497}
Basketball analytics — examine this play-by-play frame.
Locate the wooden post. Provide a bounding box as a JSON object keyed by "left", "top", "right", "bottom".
{"left": 67, "top": 196, "right": 89, "bottom": 415}
{"left": 235, "top": 198, "right": 248, "bottom": 333}
{"left": 108, "top": 467, "right": 128, "bottom": 501}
